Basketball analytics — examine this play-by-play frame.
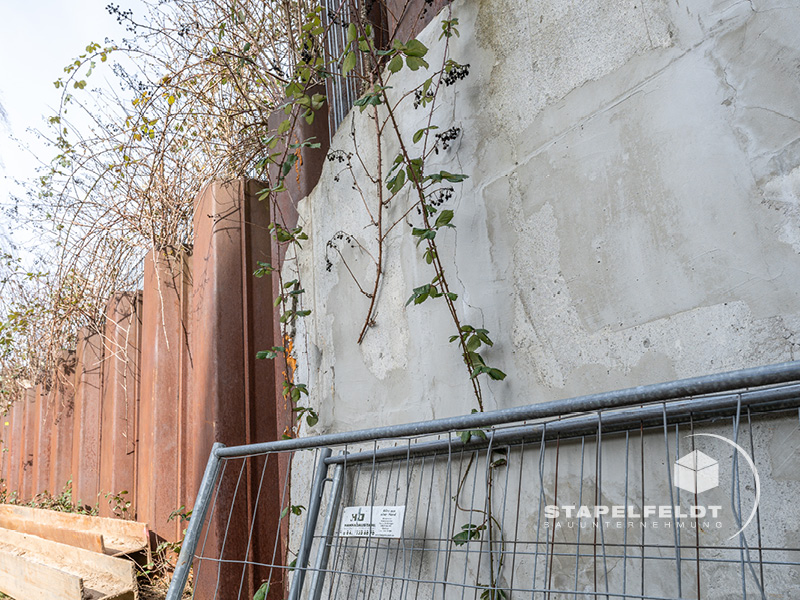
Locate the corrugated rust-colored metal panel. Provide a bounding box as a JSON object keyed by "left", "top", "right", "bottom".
{"left": 32, "top": 385, "right": 52, "bottom": 496}
{"left": 1, "top": 400, "right": 13, "bottom": 495}
{"left": 190, "top": 180, "right": 281, "bottom": 599}
{"left": 99, "top": 291, "right": 142, "bottom": 519}
{"left": 21, "top": 388, "right": 36, "bottom": 501}
{"left": 49, "top": 360, "right": 76, "bottom": 497}
{"left": 6, "top": 399, "right": 21, "bottom": 498}
{"left": 71, "top": 330, "right": 104, "bottom": 508}
{"left": 138, "top": 249, "right": 193, "bottom": 543}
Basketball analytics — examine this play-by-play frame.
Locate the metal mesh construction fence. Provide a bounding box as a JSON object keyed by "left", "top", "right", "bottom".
{"left": 167, "top": 362, "right": 800, "bottom": 600}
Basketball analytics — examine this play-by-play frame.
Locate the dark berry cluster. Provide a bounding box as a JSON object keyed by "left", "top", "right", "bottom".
{"left": 106, "top": 4, "right": 137, "bottom": 33}
{"left": 434, "top": 127, "right": 460, "bottom": 154}
{"left": 418, "top": 187, "right": 454, "bottom": 215}
{"left": 300, "top": 42, "right": 312, "bottom": 64}
{"left": 443, "top": 63, "right": 470, "bottom": 87}
{"left": 414, "top": 89, "right": 434, "bottom": 109}
{"left": 327, "top": 150, "right": 351, "bottom": 164}
{"left": 325, "top": 231, "right": 357, "bottom": 272}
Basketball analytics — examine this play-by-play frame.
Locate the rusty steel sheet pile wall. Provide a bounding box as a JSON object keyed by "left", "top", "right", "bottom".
{"left": 31, "top": 384, "right": 52, "bottom": 496}
{"left": 98, "top": 291, "right": 143, "bottom": 519}
{"left": 49, "top": 356, "right": 77, "bottom": 496}
{"left": 138, "top": 249, "right": 194, "bottom": 543}
{"left": 0, "top": 174, "right": 326, "bottom": 564}
{"left": 71, "top": 330, "right": 104, "bottom": 507}
{"left": 190, "top": 179, "right": 284, "bottom": 599}
{"left": 20, "top": 388, "right": 36, "bottom": 501}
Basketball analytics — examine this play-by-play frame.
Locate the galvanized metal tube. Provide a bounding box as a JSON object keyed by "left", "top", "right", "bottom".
{"left": 307, "top": 463, "right": 345, "bottom": 600}
{"left": 288, "top": 447, "right": 333, "bottom": 600}
{"left": 216, "top": 361, "right": 800, "bottom": 459}
{"left": 166, "top": 442, "right": 225, "bottom": 600}
{"left": 326, "top": 382, "right": 800, "bottom": 465}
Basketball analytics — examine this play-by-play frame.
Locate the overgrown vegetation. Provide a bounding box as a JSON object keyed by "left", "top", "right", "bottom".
{"left": 0, "top": 0, "right": 509, "bottom": 596}
{"left": 0, "top": 478, "right": 97, "bottom": 515}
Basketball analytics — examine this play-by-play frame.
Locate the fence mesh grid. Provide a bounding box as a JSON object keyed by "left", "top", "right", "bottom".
{"left": 172, "top": 376, "right": 800, "bottom": 600}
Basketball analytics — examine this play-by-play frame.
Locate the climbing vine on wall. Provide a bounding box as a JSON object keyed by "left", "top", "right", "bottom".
{"left": 250, "top": 2, "right": 509, "bottom": 596}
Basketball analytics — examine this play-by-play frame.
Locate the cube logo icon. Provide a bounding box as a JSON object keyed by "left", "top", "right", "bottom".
{"left": 674, "top": 450, "right": 719, "bottom": 494}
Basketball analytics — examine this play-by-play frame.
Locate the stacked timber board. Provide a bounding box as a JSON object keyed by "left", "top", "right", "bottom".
{"left": 0, "top": 505, "right": 148, "bottom": 600}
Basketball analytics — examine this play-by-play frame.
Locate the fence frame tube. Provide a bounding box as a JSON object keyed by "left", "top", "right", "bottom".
{"left": 288, "top": 447, "right": 333, "bottom": 600}
{"left": 217, "top": 361, "right": 800, "bottom": 459}
{"left": 307, "top": 462, "right": 345, "bottom": 600}
{"left": 167, "top": 442, "right": 225, "bottom": 600}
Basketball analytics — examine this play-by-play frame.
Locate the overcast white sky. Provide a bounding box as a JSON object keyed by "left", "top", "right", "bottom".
{"left": 0, "top": 0, "right": 138, "bottom": 254}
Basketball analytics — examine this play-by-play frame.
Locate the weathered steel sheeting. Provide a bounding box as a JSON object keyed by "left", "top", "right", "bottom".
{"left": 21, "top": 388, "right": 36, "bottom": 501}
{"left": 49, "top": 357, "right": 76, "bottom": 497}
{"left": 72, "top": 330, "right": 104, "bottom": 508}
{"left": 138, "top": 249, "right": 193, "bottom": 543}
{"left": 190, "top": 180, "right": 284, "bottom": 599}
{"left": 31, "top": 384, "right": 52, "bottom": 495}
{"left": 98, "top": 291, "right": 142, "bottom": 519}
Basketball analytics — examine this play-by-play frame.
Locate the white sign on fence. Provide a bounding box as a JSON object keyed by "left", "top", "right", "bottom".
{"left": 339, "top": 505, "right": 406, "bottom": 538}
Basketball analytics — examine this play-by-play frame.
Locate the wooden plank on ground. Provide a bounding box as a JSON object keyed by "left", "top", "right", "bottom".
{"left": 0, "top": 527, "right": 137, "bottom": 600}
{"left": 0, "top": 509, "right": 105, "bottom": 553}
{"left": 0, "top": 548, "right": 85, "bottom": 600}
{"left": 0, "top": 504, "right": 148, "bottom": 555}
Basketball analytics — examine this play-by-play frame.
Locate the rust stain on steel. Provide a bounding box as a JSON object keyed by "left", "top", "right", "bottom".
{"left": 7, "top": 399, "right": 22, "bottom": 498}
{"left": 0, "top": 404, "right": 8, "bottom": 491}
{"left": 191, "top": 180, "right": 282, "bottom": 599}
{"left": 72, "top": 329, "right": 104, "bottom": 508}
{"left": 49, "top": 358, "right": 76, "bottom": 497}
{"left": 32, "top": 385, "right": 52, "bottom": 496}
{"left": 99, "top": 291, "right": 142, "bottom": 519}
{"left": 21, "top": 388, "right": 36, "bottom": 501}
{"left": 139, "top": 248, "right": 193, "bottom": 543}
{"left": 3, "top": 400, "right": 17, "bottom": 496}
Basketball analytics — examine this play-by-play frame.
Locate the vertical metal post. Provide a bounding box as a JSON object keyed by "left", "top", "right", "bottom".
{"left": 307, "top": 463, "right": 345, "bottom": 600}
{"left": 166, "top": 442, "right": 225, "bottom": 600}
{"left": 288, "top": 447, "right": 333, "bottom": 600}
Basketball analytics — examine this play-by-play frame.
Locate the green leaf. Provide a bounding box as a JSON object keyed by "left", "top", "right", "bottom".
{"left": 306, "top": 412, "right": 318, "bottom": 427}
{"left": 254, "top": 582, "right": 269, "bottom": 600}
{"left": 387, "top": 169, "right": 405, "bottom": 194}
{"left": 487, "top": 368, "right": 507, "bottom": 381}
{"left": 411, "top": 227, "right": 436, "bottom": 244}
{"left": 343, "top": 51, "right": 357, "bottom": 75}
{"left": 388, "top": 54, "right": 403, "bottom": 74}
{"left": 347, "top": 23, "right": 357, "bottom": 44}
{"left": 413, "top": 125, "right": 438, "bottom": 144}
{"left": 466, "top": 335, "right": 481, "bottom": 352}
{"left": 427, "top": 171, "right": 468, "bottom": 183}
{"left": 405, "top": 55, "right": 429, "bottom": 71}
{"left": 277, "top": 119, "right": 291, "bottom": 135}
{"left": 434, "top": 209, "right": 454, "bottom": 228}
{"left": 406, "top": 284, "right": 432, "bottom": 306}
{"left": 403, "top": 39, "right": 428, "bottom": 57}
